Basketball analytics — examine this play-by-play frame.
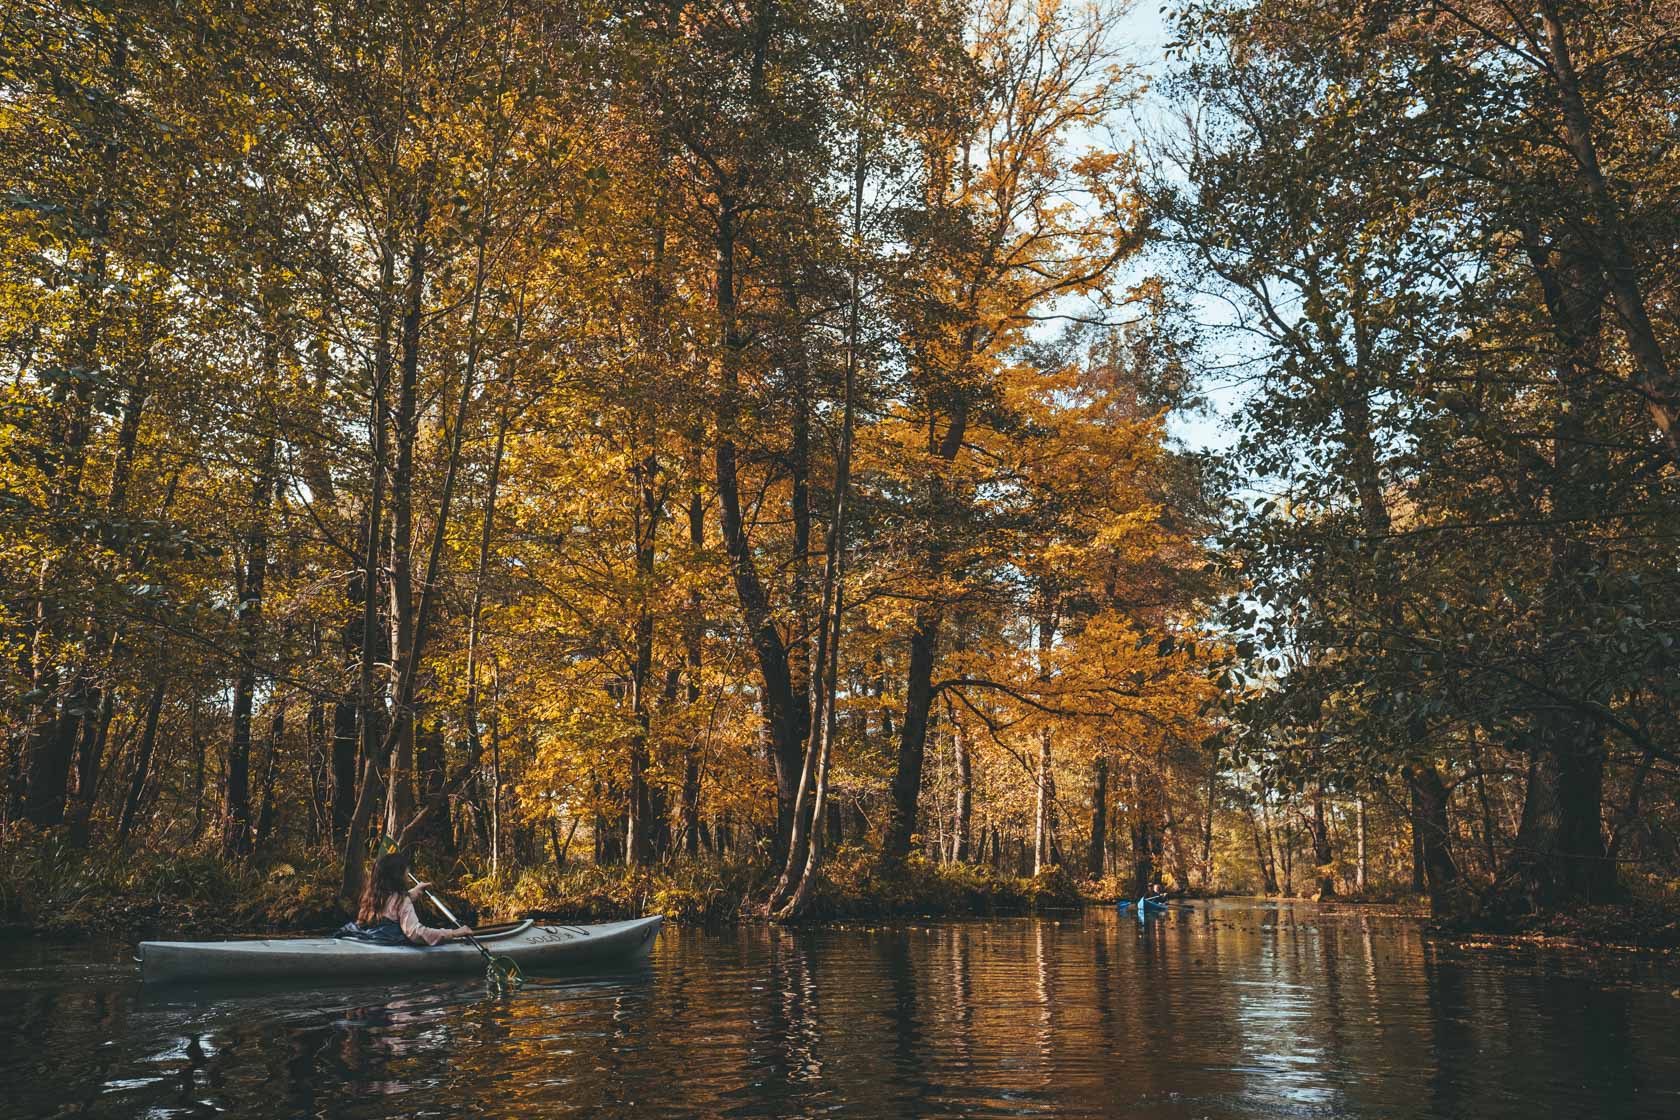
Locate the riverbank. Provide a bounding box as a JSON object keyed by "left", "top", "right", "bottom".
{"left": 9, "top": 833, "right": 1672, "bottom": 954}
{"left": 457, "top": 848, "right": 1083, "bottom": 927}
{"left": 0, "top": 833, "right": 346, "bottom": 940}
{"left": 1426, "top": 896, "right": 1680, "bottom": 953}
{"left": 0, "top": 835, "right": 1082, "bottom": 940}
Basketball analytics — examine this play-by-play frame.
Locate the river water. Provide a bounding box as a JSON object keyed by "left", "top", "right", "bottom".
{"left": 3, "top": 900, "right": 1677, "bottom": 1118}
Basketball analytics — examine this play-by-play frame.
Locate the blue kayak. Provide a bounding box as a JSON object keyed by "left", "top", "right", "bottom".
{"left": 1116, "top": 896, "right": 1168, "bottom": 913}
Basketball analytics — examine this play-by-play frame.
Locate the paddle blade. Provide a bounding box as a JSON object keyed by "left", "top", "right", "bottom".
{"left": 486, "top": 954, "right": 524, "bottom": 993}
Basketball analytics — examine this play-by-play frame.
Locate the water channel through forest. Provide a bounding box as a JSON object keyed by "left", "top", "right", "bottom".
{"left": 4, "top": 900, "right": 1677, "bottom": 1119}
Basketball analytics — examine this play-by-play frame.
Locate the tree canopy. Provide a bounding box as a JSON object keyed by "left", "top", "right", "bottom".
{"left": 2, "top": 0, "right": 1675, "bottom": 929}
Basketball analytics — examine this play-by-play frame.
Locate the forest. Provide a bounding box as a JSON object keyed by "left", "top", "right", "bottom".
{"left": 2, "top": 0, "right": 1676, "bottom": 938}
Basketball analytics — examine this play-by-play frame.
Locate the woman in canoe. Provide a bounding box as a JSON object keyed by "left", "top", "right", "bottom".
{"left": 351, "top": 851, "right": 472, "bottom": 946}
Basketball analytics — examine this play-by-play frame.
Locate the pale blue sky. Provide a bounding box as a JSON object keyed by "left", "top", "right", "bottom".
{"left": 1117, "top": 2, "right": 1247, "bottom": 457}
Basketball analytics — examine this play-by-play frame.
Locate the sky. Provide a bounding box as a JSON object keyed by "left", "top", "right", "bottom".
{"left": 1116, "top": 2, "right": 1248, "bottom": 458}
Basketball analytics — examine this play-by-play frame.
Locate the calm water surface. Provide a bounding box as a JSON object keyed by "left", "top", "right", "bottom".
{"left": 4, "top": 900, "right": 1678, "bottom": 1118}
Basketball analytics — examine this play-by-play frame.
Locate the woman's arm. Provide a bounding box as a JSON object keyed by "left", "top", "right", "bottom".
{"left": 396, "top": 894, "right": 463, "bottom": 946}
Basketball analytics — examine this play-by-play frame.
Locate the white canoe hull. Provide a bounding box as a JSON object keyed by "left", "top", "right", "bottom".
{"left": 138, "top": 915, "right": 663, "bottom": 984}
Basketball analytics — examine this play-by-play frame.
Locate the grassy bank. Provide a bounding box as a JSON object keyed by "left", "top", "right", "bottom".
{"left": 0, "top": 832, "right": 344, "bottom": 939}
{"left": 6, "top": 831, "right": 1673, "bottom": 952}
{"left": 1, "top": 833, "right": 1084, "bottom": 940}
{"left": 458, "top": 848, "right": 1084, "bottom": 926}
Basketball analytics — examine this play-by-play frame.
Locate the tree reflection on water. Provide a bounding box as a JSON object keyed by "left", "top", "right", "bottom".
{"left": 4, "top": 900, "right": 1678, "bottom": 1118}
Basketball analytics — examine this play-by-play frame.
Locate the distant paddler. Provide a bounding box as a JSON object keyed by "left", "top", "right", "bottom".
{"left": 1117, "top": 881, "right": 1171, "bottom": 915}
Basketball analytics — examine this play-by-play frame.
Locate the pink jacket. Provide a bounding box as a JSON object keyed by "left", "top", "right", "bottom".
{"left": 379, "top": 887, "right": 456, "bottom": 946}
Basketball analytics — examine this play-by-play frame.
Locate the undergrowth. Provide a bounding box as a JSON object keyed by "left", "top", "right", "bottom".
{"left": 5, "top": 827, "right": 1090, "bottom": 939}
{"left": 0, "top": 827, "right": 343, "bottom": 938}
{"left": 13, "top": 823, "right": 1672, "bottom": 949}
{"left": 460, "top": 847, "right": 1085, "bottom": 926}
{"left": 461, "top": 854, "right": 766, "bottom": 925}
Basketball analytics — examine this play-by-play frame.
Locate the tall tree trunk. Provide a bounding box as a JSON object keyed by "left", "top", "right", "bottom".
{"left": 630, "top": 193, "right": 674, "bottom": 868}
{"left": 21, "top": 687, "right": 80, "bottom": 828}
{"left": 883, "top": 303, "right": 969, "bottom": 867}
{"left": 304, "top": 699, "right": 327, "bottom": 844}
{"left": 1355, "top": 795, "right": 1368, "bottom": 895}
{"left": 383, "top": 225, "right": 427, "bottom": 839}
{"left": 1409, "top": 779, "right": 1427, "bottom": 893}
{"left": 1497, "top": 229, "right": 1614, "bottom": 913}
{"left": 952, "top": 710, "right": 973, "bottom": 863}
{"left": 884, "top": 603, "right": 940, "bottom": 864}
{"left": 255, "top": 703, "right": 284, "bottom": 849}
{"left": 771, "top": 108, "right": 866, "bottom": 920}
{"left": 1406, "top": 762, "right": 1460, "bottom": 916}
{"left": 1131, "top": 817, "right": 1157, "bottom": 897}
{"left": 116, "top": 679, "right": 166, "bottom": 845}
{"left": 1247, "top": 795, "right": 1278, "bottom": 894}
{"left": 65, "top": 673, "right": 117, "bottom": 846}
{"left": 1535, "top": 0, "right": 1680, "bottom": 463}
{"left": 301, "top": 278, "right": 359, "bottom": 845}
{"left": 62, "top": 354, "right": 153, "bottom": 846}
{"left": 1260, "top": 792, "right": 1286, "bottom": 895}
{"left": 1163, "top": 787, "right": 1192, "bottom": 890}
{"left": 1310, "top": 787, "right": 1335, "bottom": 899}
{"left": 1032, "top": 609, "right": 1058, "bottom": 875}
{"left": 191, "top": 695, "right": 205, "bottom": 838}
{"left": 681, "top": 473, "right": 705, "bottom": 857}
{"left": 1129, "top": 771, "right": 1162, "bottom": 894}
{"left": 411, "top": 722, "right": 450, "bottom": 855}
{"left": 768, "top": 282, "right": 818, "bottom": 887}
{"left": 340, "top": 227, "right": 397, "bottom": 904}
{"left": 627, "top": 456, "right": 662, "bottom": 866}
{"left": 1085, "top": 756, "right": 1107, "bottom": 877}
{"left": 1337, "top": 349, "right": 1467, "bottom": 918}
{"left": 330, "top": 558, "right": 364, "bottom": 840}
{"left": 711, "top": 197, "right": 806, "bottom": 865}
{"left": 458, "top": 396, "right": 509, "bottom": 861}
{"left": 1468, "top": 730, "right": 1499, "bottom": 880}
{"left": 225, "top": 430, "right": 276, "bottom": 857}
{"left": 381, "top": 198, "right": 495, "bottom": 855}
{"left": 1033, "top": 730, "right": 1056, "bottom": 875}
{"left": 1201, "top": 766, "right": 1218, "bottom": 890}
{"left": 1278, "top": 818, "right": 1295, "bottom": 897}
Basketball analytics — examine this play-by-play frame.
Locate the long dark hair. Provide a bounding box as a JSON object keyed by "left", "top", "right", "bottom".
{"left": 358, "top": 851, "right": 412, "bottom": 925}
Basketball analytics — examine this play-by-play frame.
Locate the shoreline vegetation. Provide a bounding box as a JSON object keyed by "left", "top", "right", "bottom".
{"left": 6, "top": 838, "right": 1674, "bottom": 954}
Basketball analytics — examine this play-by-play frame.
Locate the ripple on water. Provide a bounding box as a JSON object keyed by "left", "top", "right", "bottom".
{"left": 3, "top": 902, "right": 1680, "bottom": 1118}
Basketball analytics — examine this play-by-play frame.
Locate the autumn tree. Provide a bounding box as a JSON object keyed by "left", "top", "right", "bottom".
{"left": 876, "top": 0, "right": 1148, "bottom": 866}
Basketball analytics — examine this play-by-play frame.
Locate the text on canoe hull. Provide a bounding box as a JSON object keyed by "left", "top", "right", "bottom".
{"left": 528, "top": 926, "right": 592, "bottom": 943}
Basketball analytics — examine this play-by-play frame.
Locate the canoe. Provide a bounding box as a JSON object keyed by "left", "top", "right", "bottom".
{"left": 1116, "top": 897, "right": 1168, "bottom": 913}
{"left": 138, "top": 915, "right": 663, "bottom": 984}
